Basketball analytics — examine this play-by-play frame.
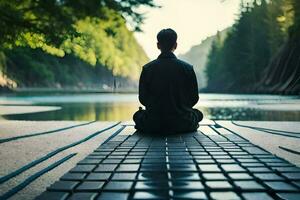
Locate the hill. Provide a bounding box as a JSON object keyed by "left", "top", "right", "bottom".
{"left": 178, "top": 28, "right": 229, "bottom": 90}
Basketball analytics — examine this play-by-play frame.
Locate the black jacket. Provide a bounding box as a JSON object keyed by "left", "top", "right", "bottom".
{"left": 139, "top": 51, "right": 199, "bottom": 121}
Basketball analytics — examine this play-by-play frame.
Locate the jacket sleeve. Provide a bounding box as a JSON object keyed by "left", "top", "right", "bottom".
{"left": 187, "top": 66, "right": 199, "bottom": 107}
{"left": 138, "top": 67, "right": 149, "bottom": 107}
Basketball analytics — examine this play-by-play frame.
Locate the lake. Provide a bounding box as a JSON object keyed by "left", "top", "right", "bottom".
{"left": 1, "top": 93, "right": 300, "bottom": 121}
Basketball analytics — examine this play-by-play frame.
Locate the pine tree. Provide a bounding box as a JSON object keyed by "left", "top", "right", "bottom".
{"left": 205, "top": 0, "right": 298, "bottom": 94}
{"left": 257, "top": 0, "right": 300, "bottom": 94}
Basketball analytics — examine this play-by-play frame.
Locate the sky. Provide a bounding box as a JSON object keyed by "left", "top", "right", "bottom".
{"left": 134, "top": 0, "right": 241, "bottom": 59}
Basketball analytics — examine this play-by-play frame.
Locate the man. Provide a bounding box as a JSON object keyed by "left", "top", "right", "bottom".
{"left": 133, "top": 28, "right": 203, "bottom": 134}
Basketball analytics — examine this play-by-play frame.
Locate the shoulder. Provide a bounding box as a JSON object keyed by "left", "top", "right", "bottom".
{"left": 142, "top": 59, "right": 159, "bottom": 70}
{"left": 176, "top": 58, "right": 194, "bottom": 70}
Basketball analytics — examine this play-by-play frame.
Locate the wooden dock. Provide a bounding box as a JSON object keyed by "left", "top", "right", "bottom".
{"left": 0, "top": 120, "right": 299, "bottom": 199}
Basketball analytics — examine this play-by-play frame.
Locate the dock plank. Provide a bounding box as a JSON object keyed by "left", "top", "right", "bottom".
{"left": 218, "top": 121, "right": 300, "bottom": 166}
{"left": 36, "top": 122, "right": 300, "bottom": 200}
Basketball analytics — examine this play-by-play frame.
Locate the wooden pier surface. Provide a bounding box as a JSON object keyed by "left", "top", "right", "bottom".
{"left": 0, "top": 120, "right": 299, "bottom": 199}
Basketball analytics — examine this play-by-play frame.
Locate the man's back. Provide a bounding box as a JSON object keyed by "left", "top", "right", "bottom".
{"left": 139, "top": 52, "right": 199, "bottom": 117}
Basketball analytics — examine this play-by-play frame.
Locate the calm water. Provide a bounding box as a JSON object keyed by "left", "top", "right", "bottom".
{"left": 1, "top": 93, "right": 300, "bottom": 121}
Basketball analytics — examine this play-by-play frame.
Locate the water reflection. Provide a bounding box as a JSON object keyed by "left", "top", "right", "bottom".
{"left": 2, "top": 102, "right": 300, "bottom": 121}
{"left": 201, "top": 107, "right": 300, "bottom": 121}
{"left": 2, "top": 102, "right": 139, "bottom": 121}
{"left": 1, "top": 93, "right": 300, "bottom": 121}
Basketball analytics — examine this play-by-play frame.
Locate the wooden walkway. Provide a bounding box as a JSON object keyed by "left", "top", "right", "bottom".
{"left": 34, "top": 121, "right": 300, "bottom": 200}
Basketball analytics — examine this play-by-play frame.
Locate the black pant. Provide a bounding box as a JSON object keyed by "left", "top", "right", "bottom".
{"left": 133, "top": 108, "right": 203, "bottom": 134}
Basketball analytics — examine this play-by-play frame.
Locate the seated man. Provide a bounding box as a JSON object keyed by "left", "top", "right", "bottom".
{"left": 133, "top": 28, "right": 203, "bottom": 134}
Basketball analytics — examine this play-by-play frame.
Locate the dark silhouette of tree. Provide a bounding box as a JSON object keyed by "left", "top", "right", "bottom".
{"left": 205, "top": 0, "right": 299, "bottom": 94}
{"left": 257, "top": 0, "right": 300, "bottom": 94}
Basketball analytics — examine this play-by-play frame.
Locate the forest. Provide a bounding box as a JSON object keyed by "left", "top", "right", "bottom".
{"left": 0, "top": 0, "right": 152, "bottom": 90}
{"left": 1, "top": 0, "right": 299, "bottom": 94}
{"left": 205, "top": 0, "right": 300, "bottom": 94}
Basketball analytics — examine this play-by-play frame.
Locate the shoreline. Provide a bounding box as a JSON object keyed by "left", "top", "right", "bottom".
{"left": 0, "top": 87, "right": 138, "bottom": 94}
{"left": 1, "top": 87, "right": 300, "bottom": 96}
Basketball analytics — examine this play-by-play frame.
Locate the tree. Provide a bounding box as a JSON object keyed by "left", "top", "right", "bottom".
{"left": 257, "top": 0, "right": 300, "bottom": 94}
{"left": 205, "top": 31, "right": 225, "bottom": 91}
{"left": 61, "top": 11, "right": 148, "bottom": 79}
{"left": 0, "top": 0, "right": 156, "bottom": 49}
{"left": 1, "top": 1, "right": 151, "bottom": 88}
{"left": 205, "top": 0, "right": 299, "bottom": 94}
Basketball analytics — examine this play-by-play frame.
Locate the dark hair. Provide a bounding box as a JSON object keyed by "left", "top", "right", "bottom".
{"left": 157, "top": 28, "right": 177, "bottom": 52}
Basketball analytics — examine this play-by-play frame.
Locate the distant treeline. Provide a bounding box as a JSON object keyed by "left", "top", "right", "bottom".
{"left": 0, "top": 16, "right": 148, "bottom": 88}
{"left": 0, "top": 1, "right": 153, "bottom": 90}
{"left": 3, "top": 48, "right": 138, "bottom": 89}
{"left": 205, "top": 0, "right": 299, "bottom": 94}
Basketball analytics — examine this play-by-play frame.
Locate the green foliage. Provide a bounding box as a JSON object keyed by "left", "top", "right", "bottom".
{"left": 5, "top": 48, "right": 55, "bottom": 86}
{"left": 62, "top": 11, "right": 148, "bottom": 79}
{"left": 205, "top": 0, "right": 296, "bottom": 93}
{"left": 0, "top": 0, "right": 156, "bottom": 48}
{"left": 1, "top": 1, "right": 151, "bottom": 88}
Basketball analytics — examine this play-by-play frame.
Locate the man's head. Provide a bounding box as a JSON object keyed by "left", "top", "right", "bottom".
{"left": 157, "top": 28, "right": 177, "bottom": 52}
